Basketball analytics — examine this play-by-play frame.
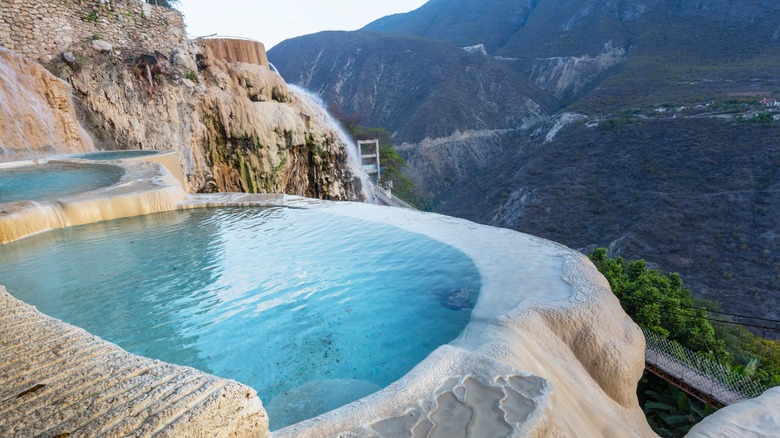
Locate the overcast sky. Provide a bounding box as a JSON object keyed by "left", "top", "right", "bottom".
{"left": 178, "top": 0, "right": 428, "bottom": 50}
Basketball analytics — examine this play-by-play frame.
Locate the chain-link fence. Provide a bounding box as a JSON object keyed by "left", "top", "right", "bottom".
{"left": 643, "top": 328, "right": 766, "bottom": 405}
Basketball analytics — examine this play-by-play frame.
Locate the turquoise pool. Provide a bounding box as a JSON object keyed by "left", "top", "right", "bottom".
{"left": 0, "top": 162, "right": 123, "bottom": 204}
{"left": 0, "top": 207, "right": 481, "bottom": 429}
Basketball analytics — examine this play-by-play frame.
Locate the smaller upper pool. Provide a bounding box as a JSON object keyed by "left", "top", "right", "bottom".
{"left": 67, "top": 150, "right": 160, "bottom": 161}
{"left": 0, "top": 162, "right": 123, "bottom": 204}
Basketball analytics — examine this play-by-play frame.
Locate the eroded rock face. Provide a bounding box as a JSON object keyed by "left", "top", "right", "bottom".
{"left": 50, "top": 42, "right": 356, "bottom": 200}
{"left": 0, "top": 0, "right": 357, "bottom": 199}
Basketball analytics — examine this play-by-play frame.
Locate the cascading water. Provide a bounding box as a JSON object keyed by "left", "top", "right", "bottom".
{"left": 0, "top": 48, "right": 94, "bottom": 162}
{"left": 287, "top": 84, "right": 376, "bottom": 203}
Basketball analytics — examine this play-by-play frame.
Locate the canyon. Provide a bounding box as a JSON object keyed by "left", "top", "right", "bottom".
{"left": 1, "top": 0, "right": 777, "bottom": 436}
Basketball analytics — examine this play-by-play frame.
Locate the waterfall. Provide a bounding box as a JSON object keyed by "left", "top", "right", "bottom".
{"left": 0, "top": 47, "right": 93, "bottom": 162}
{"left": 287, "top": 84, "right": 376, "bottom": 203}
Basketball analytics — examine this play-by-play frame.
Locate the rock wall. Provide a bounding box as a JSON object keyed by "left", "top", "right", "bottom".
{"left": 0, "top": 0, "right": 184, "bottom": 62}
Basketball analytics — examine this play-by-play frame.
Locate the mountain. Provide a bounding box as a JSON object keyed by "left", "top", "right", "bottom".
{"left": 269, "top": 0, "right": 780, "bottom": 324}
{"left": 271, "top": 31, "right": 552, "bottom": 144}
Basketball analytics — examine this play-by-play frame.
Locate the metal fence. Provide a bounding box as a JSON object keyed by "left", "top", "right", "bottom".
{"left": 643, "top": 328, "right": 767, "bottom": 405}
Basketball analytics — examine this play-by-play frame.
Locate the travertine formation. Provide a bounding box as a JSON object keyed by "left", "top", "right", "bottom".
{"left": 0, "top": 286, "right": 267, "bottom": 437}
{"left": 0, "top": 157, "right": 186, "bottom": 244}
{"left": 0, "top": 47, "right": 94, "bottom": 161}
{"left": 200, "top": 37, "right": 270, "bottom": 67}
{"left": 687, "top": 387, "right": 780, "bottom": 437}
{"left": 1, "top": 189, "right": 658, "bottom": 437}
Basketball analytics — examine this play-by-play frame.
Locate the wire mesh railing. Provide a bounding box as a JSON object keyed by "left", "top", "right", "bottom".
{"left": 643, "top": 328, "right": 766, "bottom": 405}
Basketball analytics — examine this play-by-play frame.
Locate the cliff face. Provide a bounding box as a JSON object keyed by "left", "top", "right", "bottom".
{"left": 0, "top": 0, "right": 358, "bottom": 200}
{"left": 52, "top": 43, "right": 356, "bottom": 199}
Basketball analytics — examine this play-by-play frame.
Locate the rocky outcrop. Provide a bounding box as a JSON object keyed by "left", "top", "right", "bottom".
{"left": 686, "top": 387, "right": 780, "bottom": 437}
{"left": 0, "top": 47, "right": 93, "bottom": 161}
{"left": 398, "top": 129, "right": 523, "bottom": 200}
{"left": 58, "top": 41, "right": 357, "bottom": 198}
{"left": 200, "top": 38, "right": 269, "bottom": 68}
{"left": 525, "top": 42, "right": 626, "bottom": 101}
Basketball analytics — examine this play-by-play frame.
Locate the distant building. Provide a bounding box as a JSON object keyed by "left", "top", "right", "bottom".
{"left": 760, "top": 98, "right": 779, "bottom": 107}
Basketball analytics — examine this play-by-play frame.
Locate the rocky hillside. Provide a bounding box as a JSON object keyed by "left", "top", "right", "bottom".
{"left": 438, "top": 116, "right": 780, "bottom": 323}
{"left": 269, "top": 0, "right": 780, "bottom": 323}
{"left": 272, "top": 31, "right": 552, "bottom": 144}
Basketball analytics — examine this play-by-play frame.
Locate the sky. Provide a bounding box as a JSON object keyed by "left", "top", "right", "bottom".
{"left": 177, "top": 0, "right": 429, "bottom": 50}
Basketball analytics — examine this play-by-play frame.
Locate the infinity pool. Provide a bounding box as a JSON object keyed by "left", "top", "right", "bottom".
{"left": 0, "top": 162, "right": 123, "bottom": 204}
{"left": 0, "top": 207, "right": 481, "bottom": 429}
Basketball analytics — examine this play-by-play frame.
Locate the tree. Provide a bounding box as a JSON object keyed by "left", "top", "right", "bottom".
{"left": 588, "top": 248, "right": 725, "bottom": 357}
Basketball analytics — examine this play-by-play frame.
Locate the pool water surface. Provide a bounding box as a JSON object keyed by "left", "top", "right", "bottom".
{"left": 0, "top": 207, "right": 481, "bottom": 429}
{"left": 0, "top": 162, "right": 123, "bottom": 204}
{"left": 68, "top": 150, "right": 159, "bottom": 161}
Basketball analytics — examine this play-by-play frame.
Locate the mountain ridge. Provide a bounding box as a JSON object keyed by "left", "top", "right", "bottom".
{"left": 268, "top": 0, "right": 780, "bottom": 323}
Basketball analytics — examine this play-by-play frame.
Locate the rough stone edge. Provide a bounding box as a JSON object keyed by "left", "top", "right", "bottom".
{"left": 0, "top": 286, "right": 268, "bottom": 437}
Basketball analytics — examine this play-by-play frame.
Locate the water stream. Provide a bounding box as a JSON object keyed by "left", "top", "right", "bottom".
{"left": 288, "top": 84, "right": 376, "bottom": 202}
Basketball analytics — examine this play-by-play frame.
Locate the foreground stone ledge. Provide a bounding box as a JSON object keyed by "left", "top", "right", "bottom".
{"left": 0, "top": 287, "right": 268, "bottom": 437}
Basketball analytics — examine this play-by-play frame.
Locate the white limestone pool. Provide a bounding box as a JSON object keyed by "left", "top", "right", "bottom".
{"left": 0, "top": 162, "right": 123, "bottom": 204}
{"left": 0, "top": 205, "right": 481, "bottom": 430}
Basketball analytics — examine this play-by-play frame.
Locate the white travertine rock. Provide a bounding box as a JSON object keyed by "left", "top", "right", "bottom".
{"left": 0, "top": 158, "right": 186, "bottom": 244}
{"left": 686, "top": 387, "right": 780, "bottom": 437}
{"left": 0, "top": 186, "right": 658, "bottom": 436}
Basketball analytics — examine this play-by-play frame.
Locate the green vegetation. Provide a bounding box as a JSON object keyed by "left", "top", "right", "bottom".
{"left": 599, "top": 117, "right": 640, "bottom": 130}
{"left": 640, "top": 379, "right": 715, "bottom": 437}
{"left": 589, "top": 248, "right": 780, "bottom": 435}
{"left": 588, "top": 248, "right": 723, "bottom": 355}
{"left": 589, "top": 248, "right": 780, "bottom": 385}
{"left": 333, "top": 110, "right": 426, "bottom": 208}
{"left": 750, "top": 112, "right": 774, "bottom": 125}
